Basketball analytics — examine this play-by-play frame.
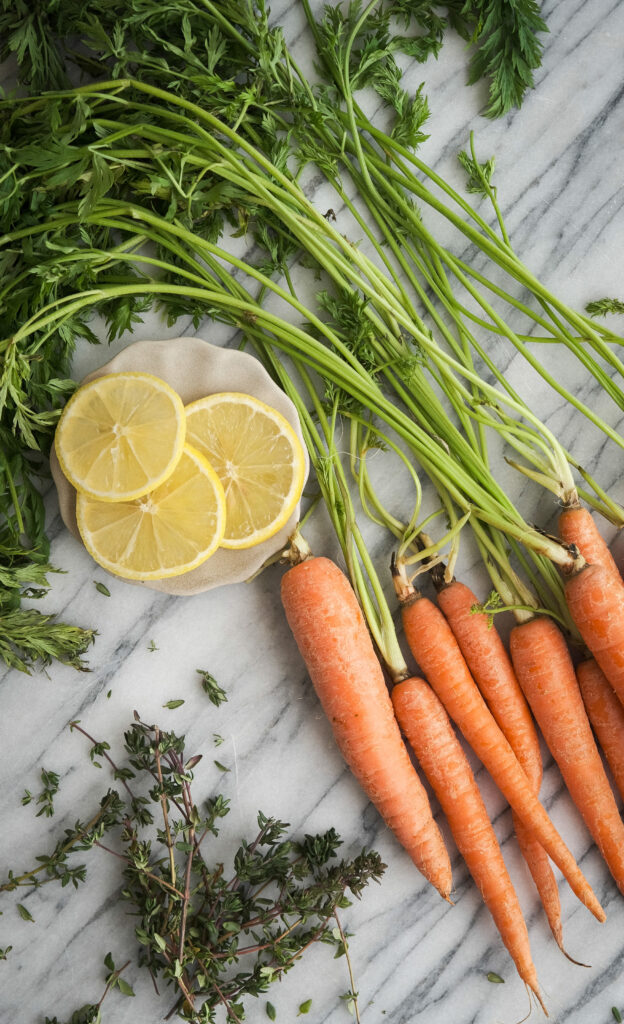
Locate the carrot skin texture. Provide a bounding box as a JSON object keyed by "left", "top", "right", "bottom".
{"left": 437, "top": 581, "right": 564, "bottom": 948}
{"left": 565, "top": 563, "right": 624, "bottom": 705}
{"left": 400, "top": 593, "right": 604, "bottom": 921}
{"left": 559, "top": 507, "right": 621, "bottom": 585}
{"left": 510, "top": 617, "right": 624, "bottom": 895}
{"left": 392, "top": 678, "right": 542, "bottom": 1001}
{"left": 437, "top": 582, "right": 540, "bottom": 783}
{"left": 577, "top": 658, "right": 624, "bottom": 802}
{"left": 281, "top": 557, "right": 452, "bottom": 897}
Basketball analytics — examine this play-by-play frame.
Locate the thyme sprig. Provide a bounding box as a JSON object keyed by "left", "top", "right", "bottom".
{"left": 22, "top": 767, "right": 60, "bottom": 818}
{"left": 44, "top": 953, "right": 134, "bottom": 1024}
{"left": 1, "top": 715, "right": 383, "bottom": 1023}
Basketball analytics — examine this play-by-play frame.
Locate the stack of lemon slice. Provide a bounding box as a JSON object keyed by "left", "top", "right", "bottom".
{"left": 55, "top": 372, "right": 305, "bottom": 581}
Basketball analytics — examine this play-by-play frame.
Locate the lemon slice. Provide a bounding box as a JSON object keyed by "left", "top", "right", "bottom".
{"left": 55, "top": 372, "right": 186, "bottom": 502}
{"left": 185, "top": 393, "right": 305, "bottom": 549}
{"left": 76, "top": 445, "right": 226, "bottom": 580}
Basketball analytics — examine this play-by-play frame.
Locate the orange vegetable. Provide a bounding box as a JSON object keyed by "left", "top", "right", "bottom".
{"left": 392, "top": 677, "right": 545, "bottom": 1009}
{"left": 565, "top": 563, "right": 624, "bottom": 705}
{"left": 577, "top": 658, "right": 624, "bottom": 802}
{"left": 437, "top": 580, "right": 565, "bottom": 952}
{"left": 398, "top": 589, "right": 604, "bottom": 921}
{"left": 281, "top": 556, "right": 452, "bottom": 897}
{"left": 559, "top": 506, "right": 621, "bottom": 585}
{"left": 510, "top": 617, "right": 624, "bottom": 895}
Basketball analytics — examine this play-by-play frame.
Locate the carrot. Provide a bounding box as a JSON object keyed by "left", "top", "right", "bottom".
{"left": 559, "top": 506, "right": 621, "bottom": 585}
{"left": 437, "top": 579, "right": 566, "bottom": 953}
{"left": 577, "top": 658, "right": 624, "bottom": 802}
{"left": 565, "top": 562, "right": 624, "bottom": 705}
{"left": 392, "top": 677, "right": 545, "bottom": 1010}
{"left": 510, "top": 616, "right": 624, "bottom": 894}
{"left": 397, "top": 585, "right": 604, "bottom": 921}
{"left": 281, "top": 555, "right": 452, "bottom": 898}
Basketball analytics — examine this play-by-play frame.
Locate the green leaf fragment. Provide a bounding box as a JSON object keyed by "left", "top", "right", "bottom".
{"left": 586, "top": 298, "right": 624, "bottom": 318}
{"left": 17, "top": 902, "right": 34, "bottom": 922}
{"left": 197, "top": 669, "right": 227, "bottom": 706}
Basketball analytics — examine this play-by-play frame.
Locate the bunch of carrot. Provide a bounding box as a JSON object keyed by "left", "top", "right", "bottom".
{"left": 280, "top": 499, "right": 624, "bottom": 1013}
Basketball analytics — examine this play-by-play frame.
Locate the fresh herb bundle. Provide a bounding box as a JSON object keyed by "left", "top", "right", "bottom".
{"left": 1, "top": 715, "right": 384, "bottom": 1022}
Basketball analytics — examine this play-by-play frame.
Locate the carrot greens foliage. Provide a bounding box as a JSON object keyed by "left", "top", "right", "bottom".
{"left": 0, "top": 0, "right": 617, "bottom": 675}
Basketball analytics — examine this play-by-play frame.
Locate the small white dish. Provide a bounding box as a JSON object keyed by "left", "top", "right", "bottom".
{"left": 50, "top": 337, "right": 309, "bottom": 595}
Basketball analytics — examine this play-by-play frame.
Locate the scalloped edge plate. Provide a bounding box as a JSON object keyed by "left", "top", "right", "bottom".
{"left": 50, "top": 337, "right": 309, "bottom": 594}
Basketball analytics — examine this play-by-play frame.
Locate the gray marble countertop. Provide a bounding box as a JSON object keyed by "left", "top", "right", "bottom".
{"left": 2, "top": 2, "right": 624, "bottom": 1022}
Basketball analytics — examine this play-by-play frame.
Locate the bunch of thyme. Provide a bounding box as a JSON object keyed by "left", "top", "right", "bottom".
{"left": 1, "top": 715, "right": 384, "bottom": 1023}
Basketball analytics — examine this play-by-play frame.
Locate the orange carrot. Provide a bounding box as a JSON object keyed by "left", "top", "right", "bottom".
{"left": 559, "top": 506, "right": 621, "bottom": 585}
{"left": 577, "top": 658, "right": 624, "bottom": 802}
{"left": 392, "top": 677, "right": 545, "bottom": 1010}
{"left": 397, "top": 585, "right": 604, "bottom": 921}
{"left": 510, "top": 616, "right": 624, "bottom": 895}
{"left": 281, "top": 556, "right": 452, "bottom": 897}
{"left": 437, "top": 579, "right": 565, "bottom": 952}
{"left": 565, "top": 562, "right": 624, "bottom": 705}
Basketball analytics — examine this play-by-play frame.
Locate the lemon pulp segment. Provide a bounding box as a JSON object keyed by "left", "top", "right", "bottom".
{"left": 185, "top": 393, "right": 305, "bottom": 549}
{"left": 55, "top": 372, "right": 186, "bottom": 502}
{"left": 76, "top": 445, "right": 226, "bottom": 580}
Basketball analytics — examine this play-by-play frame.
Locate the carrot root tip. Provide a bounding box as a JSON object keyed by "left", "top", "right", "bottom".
{"left": 560, "top": 946, "right": 591, "bottom": 968}
{"left": 522, "top": 983, "right": 548, "bottom": 1021}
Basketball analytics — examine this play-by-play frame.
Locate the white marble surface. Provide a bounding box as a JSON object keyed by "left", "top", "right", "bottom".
{"left": 2, "top": 2, "right": 624, "bottom": 1022}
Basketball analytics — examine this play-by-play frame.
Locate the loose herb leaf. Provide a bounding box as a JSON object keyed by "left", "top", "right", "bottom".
{"left": 93, "top": 581, "right": 110, "bottom": 597}
{"left": 197, "top": 669, "right": 227, "bottom": 706}
{"left": 17, "top": 902, "right": 34, "bottom": 922}
{"left": 266, "top": 1002, "right": 277, "bottom": 1020}
{"left": 162, "top": 699, "right": 185, "bottom": 710}
{"left": 487, "top": 971, "right": 504, "bottom": 984}
{"left": 613, "top": 1009, "right": 623, "bottom": 1024}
